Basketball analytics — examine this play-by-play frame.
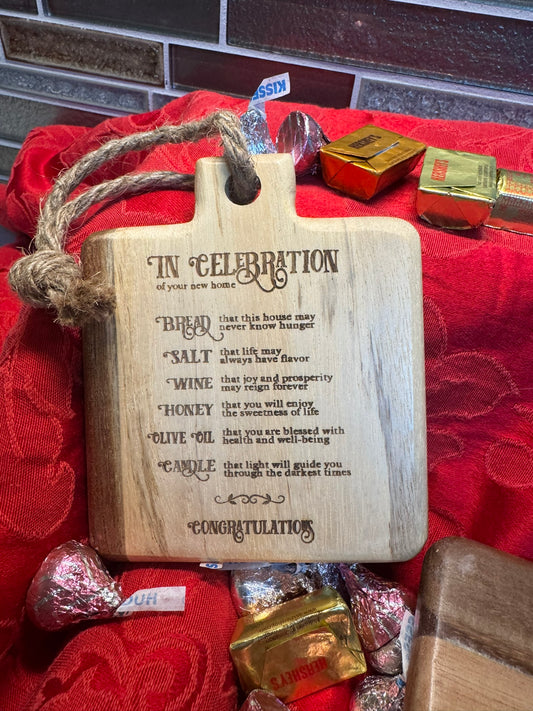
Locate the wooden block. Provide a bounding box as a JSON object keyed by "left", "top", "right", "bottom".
{"left": 82, "top": 153, "right": 427, "bottom": 562}
{"left": 404, "top": 538, "right": 533, "bottom": 711}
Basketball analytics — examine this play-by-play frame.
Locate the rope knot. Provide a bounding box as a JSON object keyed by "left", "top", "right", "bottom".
{"left": 8, "top": 249, "right": 116, "bottom": 327}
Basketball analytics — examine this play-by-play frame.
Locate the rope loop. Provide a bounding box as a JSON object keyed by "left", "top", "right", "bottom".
{"left": 8, "top": 110, "right": 257, "bottom": 326}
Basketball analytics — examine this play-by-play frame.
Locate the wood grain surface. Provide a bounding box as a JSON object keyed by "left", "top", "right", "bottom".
{"left": 405, "top": 537, "right": 533, "bottom": 711}
{"left": 82, "top": 154, "right": 427, "bottom": 562}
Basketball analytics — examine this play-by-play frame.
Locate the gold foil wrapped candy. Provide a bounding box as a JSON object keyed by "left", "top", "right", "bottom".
{"left": 230, "top": 586, "right": 366, "bottom": 703}
{"left": 417, "top": 147, "right": 497, "bottom": 229}
{"left": 320, "top": 124, "right": 425, "bottom": 200}
{"left": 484, "top": 168, "right": 533, "bottom": 235}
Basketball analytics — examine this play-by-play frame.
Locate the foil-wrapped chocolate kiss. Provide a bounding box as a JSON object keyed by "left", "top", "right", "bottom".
{"left": 26, "top": 540, "right": 123, "bottom": 631}
{"left": 276, "top": 110, "right": 329, "bottom": 175}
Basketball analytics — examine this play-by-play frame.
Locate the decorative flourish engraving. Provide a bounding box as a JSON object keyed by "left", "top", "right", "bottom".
{"left": 235, "top": 262, "right": 288, "bottom": 293}
{"left": 301, "top": 524, "right": 315, "bottom": 543}
{"left": 214, "top": 492, "right": 286, "bottom": 505}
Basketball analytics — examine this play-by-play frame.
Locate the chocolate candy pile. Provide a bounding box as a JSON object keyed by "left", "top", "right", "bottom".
{"left": 230, "top": 562, "right": 415, "bottom": 709}
{"left": 243, "top": 109, "right": 533, "bottom": 236}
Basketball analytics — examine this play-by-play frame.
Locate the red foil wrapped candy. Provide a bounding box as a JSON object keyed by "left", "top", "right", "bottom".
{"left": 26, "top": 540, "right": 123, "bottom": 631}
{"left": 367, "top": 635, "right": 404, "bottom": 676}
{"left": 350, "top": 675, "right": 405, "bottom": 711}
{"left": 276, "top": 111, "right": 329, "bottom": 175}
{"left": 339, "top": 564, "right": 415, "bottom": 675}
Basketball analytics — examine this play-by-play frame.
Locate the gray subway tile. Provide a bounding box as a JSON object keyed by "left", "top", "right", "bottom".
{"left": 0, "top": 0, "right": 36, "bottom": 11}
{"left": 0, "top": 222, "right": 17, "bottom": 242}
{"left": 227, "top": 0, "right": 533, "bottom": 95}
{"left": 170, "top": 45, "right": 354, "bottom": 108}
{"left": 0, "top": 17, "right": 164, "bottom": 85}
{"left": 357, "top": 80, "right": 533, "bottom": 129}
{"left": 152, "top": 92, "right": 184, "bottom": 110}
{"left": 470, "top": 0, "right": 533, "bottom": 6}
{"left": 0, "top": 64, "right": 148, "bottom": 113}
{"left": 0, "top": 143, "right": 20, "bottom": 179}
{"left": 48, "top": 0, "right": 220, "bottom": 42}
{"left": 0, "top": 93, "right": 109, "bottom": 142}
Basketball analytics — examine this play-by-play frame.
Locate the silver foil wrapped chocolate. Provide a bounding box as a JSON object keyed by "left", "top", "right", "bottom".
{"left": 240, "top": 108, "right": 276, "bottom": 155}
{"left": 239, "top": 688, "right": 290, "bottom": 710}
{"left": 350, "top": 675, "right": 405, "bottom": 711}
{"left": 26, "top": 540, "right": 123, "bottom": 631}
{"left": 306, "top": 562, "right": 346, "bottom": 597}
{"left": 231, "top": 563, "right": 347, "bottom": 616}
{"left": 231, "top": 564, "right": 318, "bottom": 616}
{"left": 276, "top": 111, "right": 329, "bottom": 175}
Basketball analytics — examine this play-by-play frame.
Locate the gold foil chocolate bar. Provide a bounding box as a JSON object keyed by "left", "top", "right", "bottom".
{"left": 484, "top": 168, "right": 533, "bottom": 235}
{"left": 230, "top": 586, "right": 366, "bottom": 703}
{"left": 417, "top": 147, "right": 497, "bottom": 229}
{"left": 319, "top": 124, "right": 425, "bottom": 200}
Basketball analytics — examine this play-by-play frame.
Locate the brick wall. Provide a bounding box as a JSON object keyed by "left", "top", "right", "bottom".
{"left": 0, "top": 0, "right": 532, "bottom": 182}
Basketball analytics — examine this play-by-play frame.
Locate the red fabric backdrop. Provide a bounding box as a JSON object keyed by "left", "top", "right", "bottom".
{"left": 0, "top": 90, "right": 532, "bottom": 711}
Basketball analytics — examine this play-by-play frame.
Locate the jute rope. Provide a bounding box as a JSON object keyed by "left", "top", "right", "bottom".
{"left": 8, "top": 110, "right": 259, "bottom": 327}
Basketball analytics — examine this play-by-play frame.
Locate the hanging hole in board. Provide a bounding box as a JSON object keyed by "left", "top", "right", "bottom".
{"left": 225, "top": 175, "right": 261, "bottom": 205}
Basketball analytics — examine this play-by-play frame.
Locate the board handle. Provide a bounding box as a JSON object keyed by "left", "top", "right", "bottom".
{"left": 193, "top": 154, "right": 297, "bottom": 226}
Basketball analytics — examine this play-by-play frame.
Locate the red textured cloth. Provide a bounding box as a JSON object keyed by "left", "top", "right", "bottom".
{"left": 0, "top": 90, "right": 532, "bottom": 711}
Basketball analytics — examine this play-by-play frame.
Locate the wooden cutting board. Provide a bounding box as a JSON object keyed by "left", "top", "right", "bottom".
{"left": 404, "top": 537, "right": 533, "bottom": 711}
{"left": 82, "top": 153, "right": 427, "bottom": 562}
